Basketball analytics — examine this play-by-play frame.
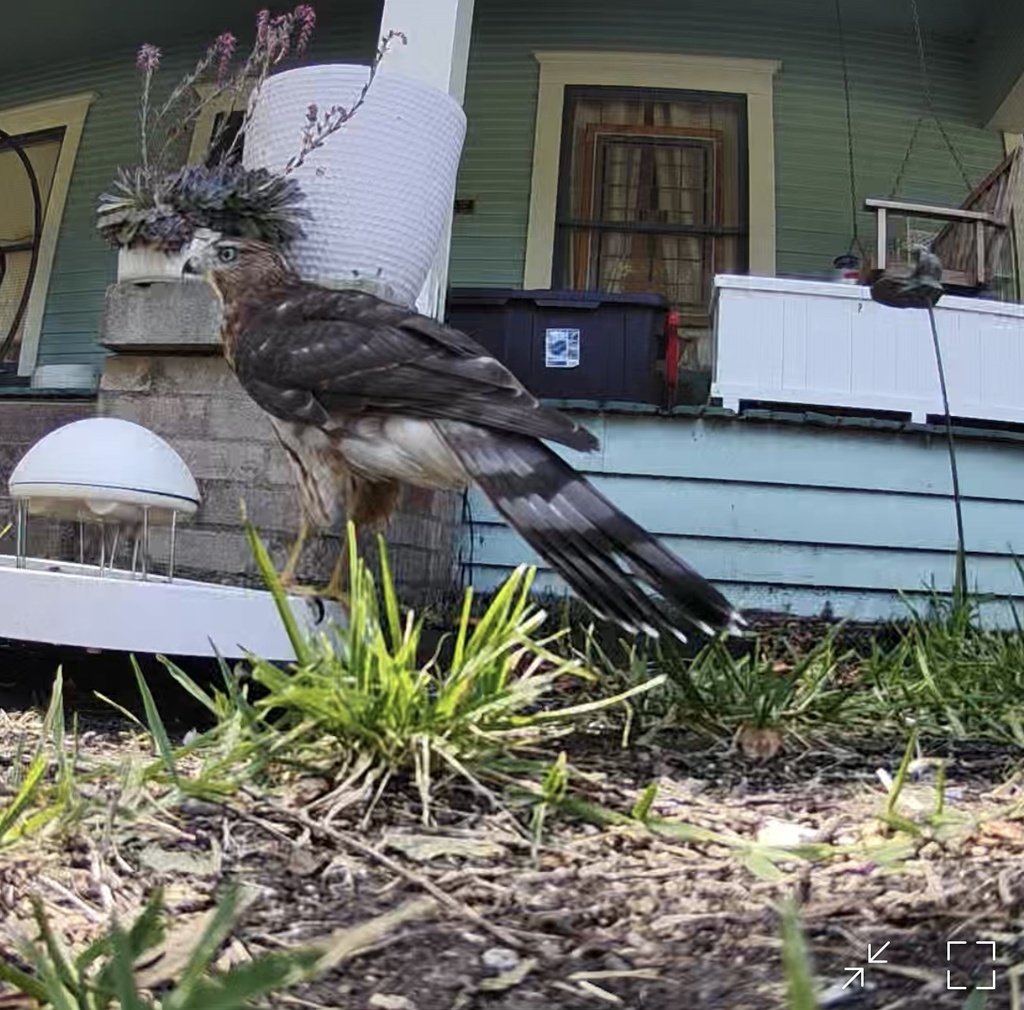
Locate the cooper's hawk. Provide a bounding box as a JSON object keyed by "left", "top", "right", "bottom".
{"left": 183, "top": 237, "right": 745, "bottom": 643}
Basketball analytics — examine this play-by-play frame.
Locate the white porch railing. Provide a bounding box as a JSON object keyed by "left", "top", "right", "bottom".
{"left": 711, "top": 275, "right": 1024, "bottom": 424}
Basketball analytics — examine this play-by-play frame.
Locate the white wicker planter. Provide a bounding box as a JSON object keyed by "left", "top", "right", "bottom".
{"left": 243, "top": 64, "right": 467, "bottom": 306}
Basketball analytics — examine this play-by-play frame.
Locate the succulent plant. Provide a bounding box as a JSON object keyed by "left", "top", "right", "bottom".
{"left": 97, "top": 6, "right": 319, "bottom": 253}
{"left": 96, "top": 163, "right": 309, "bottom": 252}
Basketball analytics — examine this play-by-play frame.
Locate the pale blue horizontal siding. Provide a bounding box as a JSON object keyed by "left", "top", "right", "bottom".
{"left": 460, "top": 412, "right": 1024, "bottom": 624}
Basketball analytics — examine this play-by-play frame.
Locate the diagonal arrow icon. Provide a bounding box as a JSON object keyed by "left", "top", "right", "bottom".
{"left": 867, "top": 942, "right": 890, "bottom": 964}
{"left": 843, "top": 967, "right": 865, "bottom": 989}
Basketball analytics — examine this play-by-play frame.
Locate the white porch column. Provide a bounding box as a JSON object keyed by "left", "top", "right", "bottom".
{"left": 379, "top": 0, "right": 475, "bottom": 320}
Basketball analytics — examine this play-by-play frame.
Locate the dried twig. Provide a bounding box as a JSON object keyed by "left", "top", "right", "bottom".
{"left": 240, "top": 794, "right": 525, "bottom": 950}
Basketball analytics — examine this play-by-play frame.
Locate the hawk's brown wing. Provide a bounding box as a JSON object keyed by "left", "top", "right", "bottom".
{"left": 232, "top": 285, "right": 599, "bottom": 452}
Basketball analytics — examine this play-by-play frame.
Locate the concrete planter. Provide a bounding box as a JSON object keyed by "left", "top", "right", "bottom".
{"left": 116, "top": 229, "right": 221, "bottom": 285}
{"left": 117, "top": 244, "right": 191, "bottom": 285}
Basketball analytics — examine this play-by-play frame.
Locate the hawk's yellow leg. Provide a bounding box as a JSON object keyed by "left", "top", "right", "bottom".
{"left": 321, "top": 537, "right": 350, "bottom": 604}
{"left": 279, "top": 515, "right": 309, "bottom": 587}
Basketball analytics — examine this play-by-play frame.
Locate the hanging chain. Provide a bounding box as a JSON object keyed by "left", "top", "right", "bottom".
{"left": 834, "top": 0, "right": 867, "bottom": 260}
{"left": 908, "top": 0, "right": 973, "bottom": 193}
{"left": 889, "top": 115, "right": 924, "bottom": 199}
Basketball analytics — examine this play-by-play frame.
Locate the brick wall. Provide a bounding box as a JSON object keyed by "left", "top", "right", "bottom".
{"left": 0, "top": 398, "right": 96, "bottom": 558}
{"left": 97, "top": 354, "right": 463, "bottom": 601}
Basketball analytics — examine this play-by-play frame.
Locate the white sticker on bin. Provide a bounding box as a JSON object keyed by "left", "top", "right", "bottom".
{"left": 545, "top": 328, "right": 581, "bottom": 368}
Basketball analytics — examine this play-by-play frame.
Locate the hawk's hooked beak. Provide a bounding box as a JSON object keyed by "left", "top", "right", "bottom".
{"left": 181, "top": 230, "right": 220, "bottom": 279}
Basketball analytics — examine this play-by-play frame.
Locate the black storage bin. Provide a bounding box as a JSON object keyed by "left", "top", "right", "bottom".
{"left": 446, "top": 288, "right": 669, "bottom": 404}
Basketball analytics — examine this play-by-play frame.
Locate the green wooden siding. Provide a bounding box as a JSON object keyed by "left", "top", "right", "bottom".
{"left": 0, "top": 0, "right": 1009, "bottom": 367}
{"left": 0, "top": 17, "right": 380, "bottom": 371}
{"left": 450, "top": 0, "right": 1006, "bottom": 286}
{"left": 975, "top": 0, "right": 1024, "bottom": 125}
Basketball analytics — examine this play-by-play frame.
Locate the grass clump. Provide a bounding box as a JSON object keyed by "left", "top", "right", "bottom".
{"left": 0, "top": 671, "right": 80, "bottom": 850}
{"left": 578, "top": 584, "right": 1024, "bottom": 757}
{"left": 862, "top": 592, "right": 1024, "bottom": 746}
{"left": 0, "top": 884, "right": 325, "bottom": 1010}
{"left": 150, "top": 521, "right": 661, "bottom": 821}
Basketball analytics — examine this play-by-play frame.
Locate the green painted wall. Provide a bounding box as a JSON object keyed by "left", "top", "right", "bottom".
{"left": 450, "top": 0, "right": 1006, "bottom": 286}
{"left": 0, "top": 14, "right": 381, "bottom": 371}
{"left": 974, "top": 0, "right": 1024, "bottom": 126}
{"left": 0, "top": 0, "right": 1009, "bottom": 368}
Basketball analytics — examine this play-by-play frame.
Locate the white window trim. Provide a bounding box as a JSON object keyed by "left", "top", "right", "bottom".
{"left": 0, "top": 91, "right": 96, "bottom": 377}
{"left": 523, "top": 51, "right": 781, "bottom": 289}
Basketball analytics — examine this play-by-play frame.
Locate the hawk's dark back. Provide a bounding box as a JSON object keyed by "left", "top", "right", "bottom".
{"left": 186, "top": 236, "right": 746, "bottom": 642}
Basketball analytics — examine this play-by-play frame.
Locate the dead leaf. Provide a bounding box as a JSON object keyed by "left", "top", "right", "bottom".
{"left": 978, "top": 820, "right": 1024, "bottom": 844}
{"left": 313, "top": 897, "right": 437, "bottom": 972}
{"left": 384, "top": 833, "right": 507, "bottom": 862}
{"left": 368, "top": 996, "right": 417, "bottom": 1010}
{"left": 286, "top": 846, "right": 328, "bottom": 877}
{"left": 133, "top": 883, "right": 261, "bottom": 990}
{"left": 736, "top": 724, "right": 784, "bottom": 760}
{"left": 756, "top": 818, "right": 817, "bottom": 848}
{"left": 137, "top": 840, "right": 222, "bottom": 877}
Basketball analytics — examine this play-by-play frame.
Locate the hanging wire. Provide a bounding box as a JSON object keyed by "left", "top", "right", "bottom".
{"left": 926, "top": 301, "right": 967, "bottom": 601}
{"left": 890, "top": 0, "right": 973, "bottom": 198}
{"left": 833, "top": 0, "right": 868, "bottom": 262}
{"left": 909, "top": 0, "right": 973, "bottom": 193}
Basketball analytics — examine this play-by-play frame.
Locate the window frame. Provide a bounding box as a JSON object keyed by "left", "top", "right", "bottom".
{"left": 524, "top": 52, "right": 780, "bottom": 290}
{"left": 0, "top": 91, "right": 95, "bottom": 378}
{"left": 551, "top": 84, "right": 750, "bottom": 305}
{"left": 187, "top": 81, "right": 254, "bottom": 166}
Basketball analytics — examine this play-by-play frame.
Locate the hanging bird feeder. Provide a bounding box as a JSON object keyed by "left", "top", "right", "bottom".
{"left": 833, "top": 0, "right": 1021, "bottom": 299}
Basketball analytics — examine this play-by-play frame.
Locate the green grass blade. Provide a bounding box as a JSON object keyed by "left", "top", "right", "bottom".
{"left": 0, "top": 958, "right": 49, "bottom": 1002}
{"left": 780, "top": 898, "right": 818, "bottom": 1010}
{"left": 0, "top": 752, "right": 48, "bottom": 842}
{"left": 132, "top": 656, "right": 181, "bottom": 786}
{"left": 174, "top": 950, "right": 322, "bottom": 1010}
{"left": 159, "top": 655, "right": 219, "bottom": 714}
{"left": 244, "top": 516, "right": 311, "bottom": 667}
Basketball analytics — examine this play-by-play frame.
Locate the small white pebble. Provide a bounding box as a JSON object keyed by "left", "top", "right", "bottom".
{"left": 481, "top": 947, "right": 519, "bottom": 972}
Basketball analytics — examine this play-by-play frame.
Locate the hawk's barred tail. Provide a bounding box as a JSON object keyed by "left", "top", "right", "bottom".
{"left": 441, "top": 426, "right": 746, "bottom": 642}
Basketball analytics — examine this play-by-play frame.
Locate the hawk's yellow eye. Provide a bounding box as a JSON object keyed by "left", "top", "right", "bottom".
{"left": 217, "top": 246, "right": 240, "bottom": 264}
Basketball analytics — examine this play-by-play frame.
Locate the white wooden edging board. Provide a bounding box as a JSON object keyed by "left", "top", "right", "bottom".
{"left": 711, "top": 275, "right": 1024, "bottom": 424}
{"left": 0, "top": 556, "right": 344, "bottom": 661}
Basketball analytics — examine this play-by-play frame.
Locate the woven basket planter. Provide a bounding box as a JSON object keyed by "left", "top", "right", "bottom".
{"left": 242, "top": 64, "right": 467, "bottom": 307}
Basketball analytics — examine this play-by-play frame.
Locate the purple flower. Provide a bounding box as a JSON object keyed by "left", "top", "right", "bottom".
{"left": 215, "top": 32, "right": 236, "bottom": 82}
{"left": 293, "top": 4, "right": 316, "bottom": 55}
{"left": 255, "top": 8, "right": 270, "bottom": 45}
{"left": 136, "top": 43, "right": 162, "bottom": 73}
{"left": 306, "top": 102, "right": 318, "bottom": 123}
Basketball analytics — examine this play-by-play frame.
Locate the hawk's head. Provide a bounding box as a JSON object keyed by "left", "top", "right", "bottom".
{"left": 183, "top": 237, "right": 297, "bottom": 302}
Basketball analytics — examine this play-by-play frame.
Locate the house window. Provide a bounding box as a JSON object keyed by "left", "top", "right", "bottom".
{"left": 553, "top": 87, "right": 748, "bottom": 355}
{"left": 187, "top": 83, "right": 251, "bottom": 167}
{"left": 523, "top": 53, "right": 779, "bottom": 380}
{"left": 0, "top": 92, "right": 95, "bottom": 382}
{"left": 0, "top": 127, "right": 64, "bottom": 376}
{"left": 204, "top": 110, "right": 245, "bottom": 166}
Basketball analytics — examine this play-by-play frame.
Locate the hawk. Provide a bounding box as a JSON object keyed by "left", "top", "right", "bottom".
{"left": 183, "top": 237, "right": 745, "bottom": 643}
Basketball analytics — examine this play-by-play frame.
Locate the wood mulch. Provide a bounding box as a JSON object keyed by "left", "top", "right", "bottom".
{"left": 2, "top": 694, "right": 1023, "bottom": 1010}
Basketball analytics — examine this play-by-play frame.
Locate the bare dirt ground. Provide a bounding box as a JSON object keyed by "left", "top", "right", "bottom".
{"left": 2, "top": 695, "right": 1023, "bottom": 1010}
